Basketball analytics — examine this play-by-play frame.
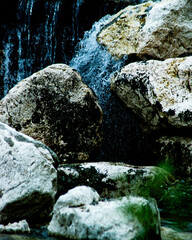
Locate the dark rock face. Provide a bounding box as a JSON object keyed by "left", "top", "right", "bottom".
{"left": 153, "top": 136, "right": 192, "bottom": 177}
{"left": 0, "top": 64, "right": 103, "bottom": 163}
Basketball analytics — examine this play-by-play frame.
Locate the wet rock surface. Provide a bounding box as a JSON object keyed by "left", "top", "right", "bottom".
{"left": 0, "top": 64, "right": 103, "bottom": 163}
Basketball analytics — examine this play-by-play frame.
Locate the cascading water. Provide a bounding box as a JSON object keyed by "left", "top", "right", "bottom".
{"left": 0, "top": 0, "right": 130, "bottom": 99}
{"left": 0, "top": 0, "right": 153, "bottom": 164}
{"left": 0, "top": 0, "right": 64, "bottom": 98}
{"left": 72, "top": 0, "right": 84, "bottom": 45}
{"left": 70, "top": 16, "right": 153, "bottom": 164}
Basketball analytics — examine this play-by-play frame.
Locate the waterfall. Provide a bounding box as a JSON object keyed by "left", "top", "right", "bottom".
{"left": 1, "top": 37, "right": 15, "bottom": 96}
{"left": 70, "top": 16, "right": 151, "bottom": 164}
{"left": 0, "top": 0, "right": 129, "bottom": 99}
{"left": 0, "top": 0, "right": 62, "bottom": 98}
{"left": 72, "top": 0, "right": 84, "bottom": 45}
{"left": 0, "top": 0, "right": 153, "bottom": 163}
{"left": 70, "top": 15, "right": 123, "bottom": 101}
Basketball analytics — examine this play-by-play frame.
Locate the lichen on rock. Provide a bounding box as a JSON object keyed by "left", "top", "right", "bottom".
{"left": 97, "top": 0, "right": 192, "bottom": 60}
{"left": 0, "top": 64, "right": 103, "bottom": 163}
{"left": 111, "top": 56, "right": 192, "bottom": 132}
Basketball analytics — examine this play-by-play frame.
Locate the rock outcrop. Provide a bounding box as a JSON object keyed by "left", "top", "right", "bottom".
{"left": 0, "top": 64, "right": 103, "bottom": 162}
{"left": 97, "top": 0, "right": 192, "bottom": 60}
{"left": 0, "top": 122, "right": 57, "bottom": 224}
{"left": 57, "top": 162, "right": 172, "bottom": 200}
{"left": 111, "top": 56, "right": 192, "bottom": 132}
{"left": 48, "top": 186, "right": 161, "bottom": 240}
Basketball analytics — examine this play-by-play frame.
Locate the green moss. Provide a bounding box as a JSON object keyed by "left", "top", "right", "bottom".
{"left": 119, "top": 197, "right": 160, "bottom": 240}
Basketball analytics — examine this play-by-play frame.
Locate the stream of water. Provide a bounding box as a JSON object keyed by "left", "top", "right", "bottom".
{"left": 70, "top": 15, "right": 153, "bottom": 164}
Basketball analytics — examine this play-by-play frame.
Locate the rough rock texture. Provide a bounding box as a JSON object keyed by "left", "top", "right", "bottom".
{"left": 161, "top": 227, "right": 192, "bottom": 240}
{"left": 97, "top": 0, "right": 192, "bottom": 60}
{"left": 97, "top": 1, "right": 155, "bottom": 59}
{"left": 48, "top": 186, "right": 161, "bottom": 240}
{"left": 0, "top": 64, "right": 103, "bottom": 162}
{"left": 111, "top": 56, "right": 192, "bottom": 132}
{"left": 154, "top": 136, "right": 192, "bottom": 176}
{"left": 57, "top": 162, "right": 172, "bottom": 200}
{"left": 0, "top": 220, "right": 30, "bottom": 234}
{"left": 0, "top": 122, "right": 57, "bottom": 224}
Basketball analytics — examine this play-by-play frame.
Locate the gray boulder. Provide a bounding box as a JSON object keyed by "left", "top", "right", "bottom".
{"left": 97, "top": 0, "right": 192, "bottom": 60}
{"left": 111, "top": 56, "right": 192, "bottom": 132}
{"left": 0, "top": 64, "right": 103, "bottom": 162}
{"left": 0, "top": 122, "right": 57, "bottom": 224}
{"left": 48, "top": 186, "right": 161, "bottom": 240}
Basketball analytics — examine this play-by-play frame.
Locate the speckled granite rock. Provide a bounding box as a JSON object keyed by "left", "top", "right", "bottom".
{"left": 111, "top": 56, "right": 192, "bottom": 132}
{"left": 97, "top": 0, "right": 192, "bottom": 60}
{"left": 0, "top": 64, "right": 103, "bottom": 163}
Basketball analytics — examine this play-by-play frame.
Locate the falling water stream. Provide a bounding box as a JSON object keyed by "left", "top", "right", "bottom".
{"left": 0, "top": 0, "right": 63, "bottom": 96}
{"left": 70, "top": 16, "right": 152, "bottom": 164}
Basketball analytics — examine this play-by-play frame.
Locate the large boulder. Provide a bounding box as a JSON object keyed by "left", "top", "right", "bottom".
{"left": 97, "top": 0, "right": 192, "bottom": 60}
{"left": 0, "top": 64, "right": 103, "bottom": 162}
{"left": 0, "top": 122, "right": 57, "bottom": 224}
{"left": 48, "top": 186, "right": 161, "bottom": 240}
{"left": 57, "top": 162, "right": 172, "bottom": 200}
{"left": 111, "top": 56, "right": 192, "bottom": 132}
